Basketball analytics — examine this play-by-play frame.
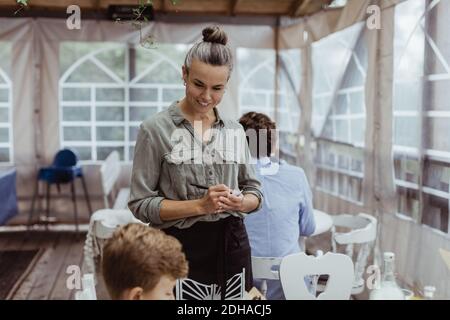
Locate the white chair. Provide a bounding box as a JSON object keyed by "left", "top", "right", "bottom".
{"left": 251, "top": 256, "right": 282, "bottom": 297}
{"left": 279, "top": 252, "right": 354, "bottom": 300}
{"left": 331, "top": 213, "right": 377, "bottom": 295}
{"left": 100, "top": 150, "right": 130, "bottom": 210}
{"left": 83, "top": 209, "right": 144, "bottom": 277}
{"left": 176, "top": 268, "right": 246, "bottom": 300}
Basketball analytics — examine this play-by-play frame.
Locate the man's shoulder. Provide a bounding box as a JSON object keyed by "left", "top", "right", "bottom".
{"left": 279, "top": 162, "right": 307, "bottom": 179}
{"left": 281, "top": 161, "right": 305, "bottom": 173}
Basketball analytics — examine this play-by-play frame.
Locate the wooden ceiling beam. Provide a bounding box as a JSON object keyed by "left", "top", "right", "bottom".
{"left": 0, "top": 0, "right": 329, "bottom": 18}
{"left": 289, "top": 0, "right": 303, "bottom": 17}
{"left": 93, "top": 0, "right": 100, "bottom": 10}
{"left": 291, "top": 0, "right": 313, "bottom": 17}
{"left": 229, "top": 0, "right": 240, "bottom": 16}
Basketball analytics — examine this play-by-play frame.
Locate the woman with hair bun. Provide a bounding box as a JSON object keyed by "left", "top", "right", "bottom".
{"left": 129, "top": 25, "right": 262, "bottom": 298}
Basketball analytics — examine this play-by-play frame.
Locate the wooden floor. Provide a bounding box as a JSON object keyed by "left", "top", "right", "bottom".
{"left": 0, "top": 230, "right": 109, "bottom": 300}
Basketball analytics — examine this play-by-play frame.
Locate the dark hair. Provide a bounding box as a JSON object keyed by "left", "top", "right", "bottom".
{"left": 184, "top": 25, "right": 233, "bottom": 74}
{"left": 239, "top": 112, "right": 276, "bottom": 159}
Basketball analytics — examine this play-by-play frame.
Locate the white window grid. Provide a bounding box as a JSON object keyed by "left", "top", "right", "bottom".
{"left": 393, "top": 0, "right": 450, "bottom": 233}
{"left": 238, "top": 57, "right": 301, "bottom": 133}
{"left": 59, "top": 45, "right": 183, "bottom": 163}
{"left": 0, "top": 66, "right": 13, "bottom": 164}
{"left": 311, "top": 30, "right": 367, "bottom": 204}
{"left": 314, "top": 139, "right": 365, "bottom": 205}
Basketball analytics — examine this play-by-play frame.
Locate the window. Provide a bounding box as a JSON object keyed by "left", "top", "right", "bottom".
{"left": 311, "top": 23, "right": 367, "bottom": 204}
{"left": 0, "top": 42, "right": 12, "bottom": 163}
{"left": 238, "top": 48, "right": 276, "bottom": 119}
{"left": 393, "top": 0, "right": 450, "bottom": 233}
{"left": 59, "top": 42, "right": 187, "bottom": 162}
{"left": 277, "top": 49, "right": 303, "bottom": 163}
{"left": 237, "top": 48, "right": 302, "bottom": 163}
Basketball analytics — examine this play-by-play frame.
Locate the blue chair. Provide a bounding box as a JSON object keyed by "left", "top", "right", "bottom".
{"left": 28, "top": 148, "right": 92, "bottom": 231}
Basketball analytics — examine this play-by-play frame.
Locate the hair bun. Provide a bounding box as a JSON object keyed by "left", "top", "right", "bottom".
{"left": 202, "top": 26, "right": 228, "bottom": 45}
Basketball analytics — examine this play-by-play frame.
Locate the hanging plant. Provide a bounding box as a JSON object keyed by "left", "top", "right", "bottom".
{"left": 14, "top": 0, "right": 180, "bottom": 48}
{"left": 115, "top": 0, "right": 181, "bottom": 49}
{"left": 15, "top": 0, "right": 29, "bottom": 15}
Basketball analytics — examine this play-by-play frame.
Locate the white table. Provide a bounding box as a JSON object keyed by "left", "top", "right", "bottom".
{"left": 299, "top": 209, "right": 333, "bottom": 251}
{"left": 311, "top": 209, "right": 333, "bottom": 236}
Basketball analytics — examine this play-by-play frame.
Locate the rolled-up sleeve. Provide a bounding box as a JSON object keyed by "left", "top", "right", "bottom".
{"left": 128, "top": 126, "right": 165, "bottom": 226}
{"left": 239, "top": 163, "right": 263, "bottom": 214}
{"left": 236, "top": 125, "right": 263, "bottom": 214}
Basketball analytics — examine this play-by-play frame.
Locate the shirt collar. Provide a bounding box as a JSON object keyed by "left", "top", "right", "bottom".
{"left": 168, "top": 101, "right": 224, "bottom": 127}
{"left": 255, "top": 157, "right": 285, "bottom": 168}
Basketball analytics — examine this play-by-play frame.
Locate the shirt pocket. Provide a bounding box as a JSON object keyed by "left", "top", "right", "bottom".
{"left": 213, "top": 148, "right": 240, "bottom": 190}
{"left": 162, "top": 149, "right": 207, "bottom": 200}
{"left": 162, "top": 151, "right": 188, "bottom": 200}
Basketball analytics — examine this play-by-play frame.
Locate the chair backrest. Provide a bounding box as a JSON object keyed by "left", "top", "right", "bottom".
{"left": 332, "top": 213, "right": 377, "bottom": 245}
{"left": 331, "top": 213, "right": 377, "bottom": 294}
{"left": 99, "top": 151, "right": 121, "bottom": 208}
{"left": 279, "top": 252, "right": 354, "bottom": 300}
{"left": 83, "top": 209, "right": 144, "bottom": 276}
{"left": 176, "top": 268, "right": 246, "bottom": 300}
{"left": 251, "top": 256, "right": 282, "bottom": 297}
{"left": 53, "top": 148, "right": 78, "bottom": 167}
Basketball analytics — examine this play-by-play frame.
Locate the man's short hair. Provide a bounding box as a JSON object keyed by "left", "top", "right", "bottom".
{"left": 239, "top": 112, "right": 276, "bottom": 159}
{"left": 102, "top": 223, "right": 188, "bottom": 299}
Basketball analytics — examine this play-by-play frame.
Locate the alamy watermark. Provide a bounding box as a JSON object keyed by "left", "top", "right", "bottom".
{"left": 166, "top": 121, "right": 280, "bottom": 175}
{"left": 66, "top": 265, "right": 82, "bottom": 290}
{"left": 367, "top": 5, "right": 381, "bottom": 30}
{"left": 66, "top": 5, "right": 81, "bottom": 30}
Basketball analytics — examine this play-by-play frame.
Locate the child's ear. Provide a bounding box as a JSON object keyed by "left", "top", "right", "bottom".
{"left": 182, "top": 65, "right": 188, "bottom": 84}
{"left": 126, "top": 287, "right": 144, "bottom": 300}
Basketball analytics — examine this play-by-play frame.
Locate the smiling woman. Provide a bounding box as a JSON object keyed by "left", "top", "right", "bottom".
{"left": 128, "top": 25, "right": 263, "bottom": 299}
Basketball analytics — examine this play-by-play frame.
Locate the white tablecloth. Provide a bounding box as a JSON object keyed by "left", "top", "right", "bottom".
{"left": 299, "top": 209, "right": 333, "bottom": 251}
{"left": 311, "top": 209, "right": 333, "bottom": 236}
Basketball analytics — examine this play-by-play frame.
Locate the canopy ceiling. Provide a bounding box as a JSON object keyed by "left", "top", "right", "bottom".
{"left": 0, "top": 0, "right": 334, "bottom": 18}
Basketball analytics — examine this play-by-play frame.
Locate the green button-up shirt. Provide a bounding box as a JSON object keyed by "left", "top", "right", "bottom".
{"left": 128, "top": 101, "right": 263, "bottom": 229}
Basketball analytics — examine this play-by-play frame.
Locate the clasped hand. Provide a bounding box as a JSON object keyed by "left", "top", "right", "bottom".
{"left": 200, "top": 184, "right": 244, "bottom": 214}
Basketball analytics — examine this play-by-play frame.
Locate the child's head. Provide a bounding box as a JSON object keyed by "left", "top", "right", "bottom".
{"left": 102, "top": 223, "right": 188, "bottom": 300}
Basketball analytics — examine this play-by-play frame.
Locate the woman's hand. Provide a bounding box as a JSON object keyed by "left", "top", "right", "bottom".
{"left": 199, "top": 184, "right": 231, "bottom": 214}
{"left": 217, "top": 193, "right": 244, "bottom": 213}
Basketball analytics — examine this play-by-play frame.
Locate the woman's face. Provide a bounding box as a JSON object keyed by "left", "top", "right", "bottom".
{"left": 182, "top": 59, "right": 229, "bottom": 115}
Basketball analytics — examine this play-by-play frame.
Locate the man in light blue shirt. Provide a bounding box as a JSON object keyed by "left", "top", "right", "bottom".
{"left": 239, "top": 112, "right": 316, "bottom": 300}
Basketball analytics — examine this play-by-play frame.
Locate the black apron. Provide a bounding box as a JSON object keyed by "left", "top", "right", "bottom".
{"left": 164, "top": 216, "right": 253, "bottom": 299}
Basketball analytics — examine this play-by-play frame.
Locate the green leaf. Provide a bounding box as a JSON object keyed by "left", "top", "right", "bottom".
{"left": 16, "top": 0, "right": 29, "bottom": 5}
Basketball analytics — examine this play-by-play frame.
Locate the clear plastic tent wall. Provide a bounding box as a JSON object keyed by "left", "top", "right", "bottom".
{"left": 278, "top": 0, "right": 450, "bottom": 297}
{"left": 0, "top": 0, "right": 449, "bottom": 298}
